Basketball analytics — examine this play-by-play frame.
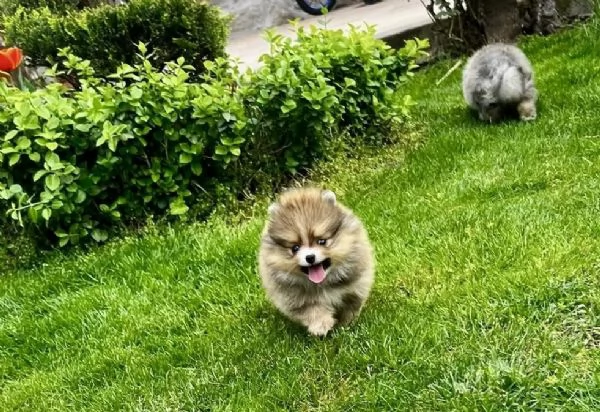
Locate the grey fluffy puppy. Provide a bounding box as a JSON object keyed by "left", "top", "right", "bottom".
{"left": 462, "top": 43, "right": 537, "bottom": 123}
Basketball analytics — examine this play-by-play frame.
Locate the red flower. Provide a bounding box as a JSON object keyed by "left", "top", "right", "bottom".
{"left": 0, "top": 47, "right": 23, "bottom": 72}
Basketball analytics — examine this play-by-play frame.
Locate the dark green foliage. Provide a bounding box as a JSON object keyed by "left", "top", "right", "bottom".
{"left": 0, "top": 47, "right": 247, "bottom": 246}
{"left": 243, "top": 25, "right": 427, "bottom": 175}
{"left": 0, "top": 28, "right": 428, "bottom": 246}
{"left": 2, "top": 0, "right": 230, "bottom": 77}
{"left": 0, "top": 0, "right": 106, "bottom": 16}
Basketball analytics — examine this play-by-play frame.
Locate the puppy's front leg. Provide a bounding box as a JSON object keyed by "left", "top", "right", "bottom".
{"left": 336, "top": 293, "right": 364, "bottom": 326}
{"left": 298, "top": 305, "right": 336, "bottom": 337}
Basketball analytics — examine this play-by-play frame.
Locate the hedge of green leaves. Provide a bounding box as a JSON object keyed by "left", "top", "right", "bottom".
{"left": 0, "top": 26, "right": 428, "bottom": 246}
{"left": 0, "top": 0, "right": 106, "bottom": 15}
{"left": 2, "top": 0, "right": 230, "bottom": 77}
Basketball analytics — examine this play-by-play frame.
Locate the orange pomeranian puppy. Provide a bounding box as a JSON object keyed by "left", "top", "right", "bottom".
{"left": 258, "top": 188, "right": 375, "bottom": 336}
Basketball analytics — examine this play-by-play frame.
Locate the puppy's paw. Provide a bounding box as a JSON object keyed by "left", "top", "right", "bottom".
{"left": 337, "top": 310, "right": 360, "bottom": 326}
{"left": 520, "top": 112, "right": 537, "bottom": 121}
{"left": 307, "top": 316, "right": 336, "bottom": 337}
{"left": 518, "top": 100, "right": 537, "bottom": 121}
{"left": 336, "top": 294, "right": 365, "bottom": 326}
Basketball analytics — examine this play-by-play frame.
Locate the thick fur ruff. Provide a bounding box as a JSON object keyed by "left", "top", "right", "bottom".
{"left": 462, "top": 43, "right": 538, "bottom": 123}
{"left": 258, "top": 188, "right": 375, "bottom": 337}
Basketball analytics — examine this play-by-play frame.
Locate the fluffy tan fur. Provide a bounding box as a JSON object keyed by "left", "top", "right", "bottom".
{"left": 258, "top": 187, "right": 375, "bottom": 336}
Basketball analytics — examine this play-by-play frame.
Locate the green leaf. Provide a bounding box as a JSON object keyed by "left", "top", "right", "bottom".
{"left": 215, "top": 145, "right": 228, "bottom": 155}
{"left": 9, "top": 184, "right": 22, "bottom": 194}
{"left": 169, "top": 198, "right": 189, "bottom": 216}
{"left": 33, "top": 170, "right": 48, "bottom": 181}
{"left": 96, "top": 135, "right": 107, "bottom": 147}
{"left": 179, "top": 153, "right": 193, "bottom": 164}
{"left": 4, "top": 130, "right": 18, "bottom": 141}
{"left": 23, "top": 115, "right": 40, "bottom": 130}
{"left": 8, "top": 154, "right": 19, "bottom": 166}
{"left": 45, "top": 175, "right": 60, "bottom": 191}
{"left": 222, "top": 112, "right": 236, "bottom": 122}
{"left": 137, "top": 42, "right": 147, "bottom": 55}
{"left": 45, "top": 152, "right": 61, "bottom": 168}
{"left": 40, "top": 191, "right": 54, "bottom": 202}
{"left": 75, "top": 190, "right": 86, "bottom": 204}
{"left": 191, "top": 162, "right": 203, "bottom": 176}
{"left": 75, "top": 123, "right": 92, "bottom": 132}
{"left": 46, "top": 116, "right": 60, "bottom": 130}
{"left": 55, "top": 230, "right": 68, "bottom": 238}
{"left": 344, "top": 77, "right": 357, "bottom": 87}
{"left": 91, "top": 229, "right": 108, "bottom": 243}
{"left": 27, "top": 207, "right": 40, "bottom": 223}
{"left": 130, "top": 87, "right": 143, "bottom": 100}
{"left": 29, "top": 152, "right": 41, "bottom": 162}
{"left": 230, "top": 147, "right": 241, "bottom": 156}
{"left": 42, "top": 208, "right": 52, "bottom": 221}
{"left": 281, "top": 99, "right": 297, "bottom": 114}
{"left": 46, "top": 142, "right": 58, "bottom": 151}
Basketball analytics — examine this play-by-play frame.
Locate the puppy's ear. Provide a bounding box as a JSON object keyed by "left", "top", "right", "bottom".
{"left": 321, "top": 190, "right": 336, "bottom": 205}
{"left": 267, "top": 202, "right": 279, "bottom": 215}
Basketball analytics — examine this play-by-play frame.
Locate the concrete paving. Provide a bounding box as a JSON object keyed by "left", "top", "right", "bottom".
{"left": 226, "top": 0, "right": 432, "bottom": 70}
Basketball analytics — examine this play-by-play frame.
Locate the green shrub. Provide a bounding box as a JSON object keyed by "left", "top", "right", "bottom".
{"left": 0, "top": 0, "right": 106, "bottom": 16}
{"left": 241, "top": 25, "right": 427, "bottom": 175}
{"left": 0, "top": 46, "right": 246, "bottom": 246}
{"left": 258, "top": 25, "right": 421, "bottom": 138}
{"left": 2, "top": 0, "right": 230, "bottom": 77}
{"left": 0, "top": 27, "right": 428, "bottom": 247}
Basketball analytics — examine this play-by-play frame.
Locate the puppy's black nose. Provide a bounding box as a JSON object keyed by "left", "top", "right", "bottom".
{"left": 305, "top": 254, "right": 316, "bottom": 264}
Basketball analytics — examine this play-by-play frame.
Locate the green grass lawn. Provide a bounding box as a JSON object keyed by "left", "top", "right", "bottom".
{"left": 2, "top": 20, "right": 600, "bottom": 411}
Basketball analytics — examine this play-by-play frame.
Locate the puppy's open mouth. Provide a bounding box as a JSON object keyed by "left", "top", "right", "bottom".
{"left": 301, "top": 258, "right": 331, "bottom": 284}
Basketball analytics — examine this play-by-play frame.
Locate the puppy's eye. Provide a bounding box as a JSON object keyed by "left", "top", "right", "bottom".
{"left": 291, "top": 245, "right": 300, "bottom": 254}
{"left": 317, "top": 239, "right": 327, "bottom": 246}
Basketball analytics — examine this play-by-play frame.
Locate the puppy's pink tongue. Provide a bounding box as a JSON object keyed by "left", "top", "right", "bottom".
{"left": 308, "top": 264, "right": 326, "bottom": 284}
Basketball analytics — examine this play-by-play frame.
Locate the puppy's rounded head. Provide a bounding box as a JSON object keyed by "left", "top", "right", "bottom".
{"left": 261, "top": 188, "right": 354, "bottom": 284}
